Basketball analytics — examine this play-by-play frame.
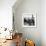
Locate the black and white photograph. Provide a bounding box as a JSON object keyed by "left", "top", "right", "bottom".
{"left": 22, "top": 13, "right": 36, "bottom": 27}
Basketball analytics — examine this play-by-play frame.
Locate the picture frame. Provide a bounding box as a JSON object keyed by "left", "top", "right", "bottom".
{"left": 22, "top": 13, "right": 36, "bottom": 27}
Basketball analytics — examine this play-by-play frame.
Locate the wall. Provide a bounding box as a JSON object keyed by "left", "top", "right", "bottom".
{"left": 13, "top": 0, "right": 41, "bottom": 46}
{"left": 0, "top": 0, "right": 16, "bottom": 30}
{"left": 41, "top": 0, "right": 46, "bottom": 46}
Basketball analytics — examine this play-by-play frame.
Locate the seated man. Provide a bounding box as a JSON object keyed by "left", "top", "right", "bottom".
{"left": 25, "top": 40, "right": 35, "bottom": 46}
{"left": 15, "top": 33, "right": 22, "bottom": 46}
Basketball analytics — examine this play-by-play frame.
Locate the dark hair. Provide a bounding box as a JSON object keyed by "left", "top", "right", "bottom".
{"left": 34, "top": 43, "right": 35, "bottom": 46}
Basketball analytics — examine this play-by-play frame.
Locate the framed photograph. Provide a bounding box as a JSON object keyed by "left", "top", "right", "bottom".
{"left": 22, "top": 13, "right": 36, "bottom": 27}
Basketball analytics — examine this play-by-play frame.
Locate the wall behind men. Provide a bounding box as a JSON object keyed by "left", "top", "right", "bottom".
{"left": 13, "top": 0, "right": 41, "bottom": 46}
